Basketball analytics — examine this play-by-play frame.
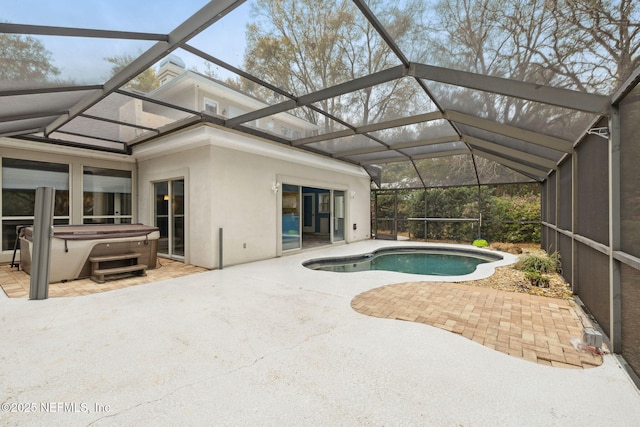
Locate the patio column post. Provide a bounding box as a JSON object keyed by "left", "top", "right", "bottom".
{"left": 29, "top": 187, "right": 55, "bottom": 300}
{"left": 608, "top": 106, "right": 622, "bottom": 354}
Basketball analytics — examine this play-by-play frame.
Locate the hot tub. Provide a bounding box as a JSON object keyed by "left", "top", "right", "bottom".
{"left": 19, "top": 224, "right": 160, "bottom": 283}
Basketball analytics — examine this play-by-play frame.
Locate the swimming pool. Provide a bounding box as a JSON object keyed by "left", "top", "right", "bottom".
{"left": 303, "top": 246, "right": 503, "bottom": 276}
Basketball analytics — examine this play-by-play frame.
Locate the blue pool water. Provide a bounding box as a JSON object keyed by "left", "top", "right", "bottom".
{"left": 304, "top": 247, "right": 502, "bottom": 276}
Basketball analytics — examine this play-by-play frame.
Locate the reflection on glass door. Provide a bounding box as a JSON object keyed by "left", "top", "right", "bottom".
{"left": 333, "top": 190, "right": 345, "bottom": 242}
{"left": 154, "top": 179, "right": 184, "bottom": 259}
{"left": 282, "top": 184, "right": 300, "bottom": 250}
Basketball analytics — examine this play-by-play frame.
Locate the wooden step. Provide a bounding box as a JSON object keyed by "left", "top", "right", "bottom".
{"left": 89, "top": 252, "right": 141, "bottom": 263}
{"left": 91, "top": 264, "right": 147, "bottom": 284}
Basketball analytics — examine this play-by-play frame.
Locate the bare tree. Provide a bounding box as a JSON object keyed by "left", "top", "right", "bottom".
{"left": 242, "top": 0, "right": 428, "bottom": 131}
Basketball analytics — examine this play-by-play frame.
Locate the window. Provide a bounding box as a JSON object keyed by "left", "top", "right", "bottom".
{"left": 203, "top": 97, "right": 218, "bottom": 115}
{"left": 1, "top": 158, "right": 69, "bottom": 251}
{"left": 265, "top": 120, "right": 275, "bottom": 133}
{"left": 83, "top": 166, "right": 132, "bottom": 224}
{"left": 281, "top": 126, "right": 301, "bottom": 139}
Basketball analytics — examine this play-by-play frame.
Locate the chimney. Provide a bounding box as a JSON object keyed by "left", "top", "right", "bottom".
{"left": 158, "top": 54, "right": 186, "bottom": 85}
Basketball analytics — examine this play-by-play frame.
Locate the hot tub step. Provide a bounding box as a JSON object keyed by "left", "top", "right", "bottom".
{"left": 89, "top": 253, "right": 141, "bottom": 263}
{"left": 91, "top": 264, "right": 147, "bottom": 284}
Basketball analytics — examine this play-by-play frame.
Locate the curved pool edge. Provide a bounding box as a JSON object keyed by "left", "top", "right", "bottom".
{"left": 302, "top": 242, "right": 519, "bottom": 283}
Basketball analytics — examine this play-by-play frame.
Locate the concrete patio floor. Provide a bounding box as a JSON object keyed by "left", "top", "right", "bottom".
{"left": 1, "top": 241, "right": 639, "bottom": 426}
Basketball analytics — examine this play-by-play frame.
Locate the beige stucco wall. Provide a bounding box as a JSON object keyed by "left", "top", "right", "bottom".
{"left": 136, "top": 142, "right": 214, "bottom": 269}
{"left": 134, "top": 125, "right": 371, "bottom": 269}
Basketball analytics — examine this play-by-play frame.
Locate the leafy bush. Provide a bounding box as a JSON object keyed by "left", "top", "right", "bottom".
{"left": 482, "top": 194, "right": 541, "bottom": 243}
{"left": 473, "top": 239, "right": 489, "bottom": 247}
{"left": 516, "top": 252, "right": 560, "bottom": 274}
{"left": 524, "top": 271, "right": 551, "bottom": 288}
{"left": 380, "top": 184, "right": 541, "bottom": 244}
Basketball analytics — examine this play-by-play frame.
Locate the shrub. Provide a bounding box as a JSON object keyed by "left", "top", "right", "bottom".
{"left": 516, "top": 252, "right": 560, "bottom": 274}
{"left": 524, "top": 271, "right": 551, "bottom": 288}
{"left": 473, "top": 239, "right": 489, "bottom": 247}
{"left": 482, "top": 194, "right": 541, "bottom": 243}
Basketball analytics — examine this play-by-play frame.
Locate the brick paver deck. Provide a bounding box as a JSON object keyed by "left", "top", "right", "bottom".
{"left": 351, "top": 281, "right": 603, "bottom": 369}
{"left": 0, "top": 259, "right": 207, "bottom": 298}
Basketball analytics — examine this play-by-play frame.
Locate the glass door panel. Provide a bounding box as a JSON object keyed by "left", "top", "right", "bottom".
{"left": 154, "top": 182, "right": 169, "bottom": 255}
{"left": 302, "top": 193, "right": 315, "bottom": 233}
{"left": 333, "top": 190, "right": 345, "bottom": 242}
{"left": 154, "top": 179, "right": 184, "bottom": 259}
{"left": 282, "top": 184, "right": 300, "bottom": 250}
{"left": 172, "top": 180, "right": 185, "bottom": 256}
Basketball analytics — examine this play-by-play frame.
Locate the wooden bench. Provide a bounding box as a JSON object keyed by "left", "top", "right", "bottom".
{"left": 89, "top": 253, "right": 147, "bottom": 283}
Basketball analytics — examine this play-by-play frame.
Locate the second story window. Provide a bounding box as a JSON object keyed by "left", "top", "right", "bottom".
{"left": 281, "top": 126, "right": 301, "bottom": 139}
{"left": 204, "top": 98, "right": 218, "bottom": 115}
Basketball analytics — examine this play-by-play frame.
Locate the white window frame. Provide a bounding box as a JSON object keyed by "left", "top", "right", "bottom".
{"left": 203, "top": 97, "right": 218, "bottom": 115}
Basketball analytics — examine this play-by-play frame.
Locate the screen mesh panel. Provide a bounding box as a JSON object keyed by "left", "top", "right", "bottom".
{"left": 576, "top": 244, "right": 610, "bottom": 335}
{"left": 619, "top": 84, "right": 640, "bottom": 258}
{"left": 558, "top": 160, "right": 572, "bottom": 230}
{"left": 558, "top": 233, "right": 572, "bottom": 284}
{"left": 547, "top": 172, "right": 556, "bottom": 225}
{"left": 576, "top": 130, "right": 609, "bottom": 245}
{"left": 621, "top": 263, "right": 640, "bottom": 378}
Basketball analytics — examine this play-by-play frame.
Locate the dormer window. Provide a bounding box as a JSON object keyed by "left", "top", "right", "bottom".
{"left": 204, "top": 97, "right": 218, "bottom": 115}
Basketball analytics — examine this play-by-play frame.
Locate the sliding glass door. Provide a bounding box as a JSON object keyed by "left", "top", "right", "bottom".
{"left": 154, "top": 179, "right": 184, "bottom": 259}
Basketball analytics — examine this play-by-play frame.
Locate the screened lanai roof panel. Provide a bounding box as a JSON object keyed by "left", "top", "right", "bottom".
{"left": 0, "top": 117, "right": 56, "bottom": 136}
{"left": 399, "top": 141, "right": 468, "bottom": 158}
{"left": 2, "top": 34, "right": 157, "bottom": 86}
{"left": 56, "top": 116, "right": 125, "bottom": 143}
{"left": 306, "top": 135, "right": 382, "bottom": 155}
{"left": 4, "top": 0, "right": 209, "bottom": 33}
{"left": 345, "top": 150, "right": 407, "bottom": 165}
{"left": 456, "top": 124, "right": 566, "bottom": 162}
{"left": 474, "top": 156, "right": 538, "bottom": 184}
{"left": 189, "top": 0, "right": 403, "bottom": 96}
{"left": 369, "top": 119, "right": 458, "bottom": 146}
{"left": 46, "top": 131, "right": 125, "bottom": 152}
{"left": 148, "top": 49, "right": 288, "bottom": 112}
{"left": 425, "top": 81, "right": 598, "bottom": 142}
{"left": 378, "top": 161, "right": 424, "bottom": 189}
{"left": 367, "top": 0, "right": 639, "bottom": 96}
{"left": 0, "top": 89, "right": 100, "bottom": 120}
{"left": 309, "top": 77, "right": 437, "bottom": 128}
{"left": 471, "top": 146, "right": 552, "bottom": 175}
{"left": 414, "top": 155, "right": 479, "bottom": 187}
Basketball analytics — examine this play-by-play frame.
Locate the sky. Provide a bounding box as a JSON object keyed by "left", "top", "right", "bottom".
{"left": 3, "top": 0, "right": 252, "bottom": 84}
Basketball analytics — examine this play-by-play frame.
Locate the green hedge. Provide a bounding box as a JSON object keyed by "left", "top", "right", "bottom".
{"left": 384, "top": 186, "right": 541, "bottom": 243}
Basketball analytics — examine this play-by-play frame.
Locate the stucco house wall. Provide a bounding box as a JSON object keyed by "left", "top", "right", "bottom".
{"left": 134, "top": 125, "right": 371, "bottom": 269}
